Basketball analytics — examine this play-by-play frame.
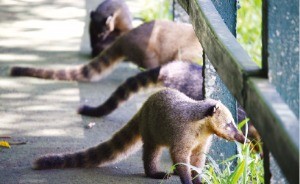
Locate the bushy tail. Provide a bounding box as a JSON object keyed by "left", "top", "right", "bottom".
{"left": 78, "top": 66, "right": 161, "bottom": 117}
{"left": 33, "top": 116, "right": 141, "bottom": 170}
{"left": 10, "top": 43, "right": 124, "bottom": 82}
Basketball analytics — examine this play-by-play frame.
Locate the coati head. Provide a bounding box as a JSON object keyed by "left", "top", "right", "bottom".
{"left": 90, "top": 11, "right": 118, "bottom": 41}
{"left": 91, "top": 29, "right": 121, "bottom": 57}
{"left": 206, "top": 101, "right": 248, "bottom": 144}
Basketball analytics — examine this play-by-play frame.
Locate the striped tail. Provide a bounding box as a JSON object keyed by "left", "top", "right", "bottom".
{"left": 78, "top": 66, "right": 162, "bottom": 117}
{"left": 33, "top": 116, "right": 141, "bottom": 170}
{"left": 10, "top": 43, "right": 124, "bottom": 82}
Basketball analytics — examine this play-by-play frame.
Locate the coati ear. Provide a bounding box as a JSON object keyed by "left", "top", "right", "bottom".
{"left": 105, "top": 14, "right": 116, "bottom": 31}
{"left": 205, "top": 103, "right": 220, "bottom": 117}
{"left": 90, "top": 11, "right": 95, "bottom": 19}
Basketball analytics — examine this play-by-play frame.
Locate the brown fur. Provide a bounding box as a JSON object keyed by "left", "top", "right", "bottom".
{"left": 78, "top": 61, "right": 203, "bottom": 117}
{"left": 75, "top": 61, "right": 260, "bottom": 153}
{"left": 11, "top": 20, "right": 202, "bottom": 82}
{"left": 33, "top": 89, "right": 246, "bottom": 184}
{"left": 89, "top": 0, "right": 132, "bottom": 56}
{"left": 11, "top": 60, "right": 257, "bottom": 153}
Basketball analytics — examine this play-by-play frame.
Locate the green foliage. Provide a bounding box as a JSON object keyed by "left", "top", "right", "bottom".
{"left": 237, "top": 118, "right": 250, "bottom": 131}
{"left": 165, "top": 142, "right": 264, "bottom": 184}
{"left": 133, "top": 0, "right": 173, "bottom": 22}
{"left": 201, "top": 143, "right": 263, "bottom": 184}
{"left": 200, "top": 120, "right": 264, "bottom": 183}
{"left": 237, "top": 0, "right": 262, "bottom": 67}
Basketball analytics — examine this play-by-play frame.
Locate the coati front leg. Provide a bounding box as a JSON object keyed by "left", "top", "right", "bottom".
{"left": 143, "top": 143, "right": 170, "bottom": 179}
{"left": 170, "top": 146, "right": 193, "bottom": 184}
{"left": 189, "top": 143, "right": 210, "bottom": 184}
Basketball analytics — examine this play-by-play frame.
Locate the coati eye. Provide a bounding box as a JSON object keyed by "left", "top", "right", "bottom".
{"left": 98, "top": 33, "right": 105, "bottom": 37}
{"left": 226, "top": 125, "right": 232, "bottom": 131}
{"left": 227, "top": 121, "right": 235, "bottom": 127}
{"left": 225, "top": 121, "right": 234, "bottom": 130}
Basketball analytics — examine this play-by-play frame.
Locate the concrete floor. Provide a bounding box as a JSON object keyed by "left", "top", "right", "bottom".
{"left": 0, "top": 0, "right": 180, "bottom": 183}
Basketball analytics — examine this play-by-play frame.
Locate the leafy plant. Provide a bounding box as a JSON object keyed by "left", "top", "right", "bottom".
{"left": 165, "top": 119, "right": 264, "bottom": 184}
{"left": 237, "top": 0, "right": 262, "bottom": 67}
{"left": 133, "top": 0, "right": 173, "bottom": 22}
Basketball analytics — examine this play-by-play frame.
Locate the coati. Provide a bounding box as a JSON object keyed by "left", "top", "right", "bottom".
{"left": 33, "top": 89, "right": 247, "bottom": 184}
{"left": 89, "top": 0, "right": 133, "bottom": 56}
{"left": 77, "top": 61, "right": 260, "bottom": 151}
{"left": 78, "top": 61, "right": 203, "bottom": 117}
{"left": 11, "top": 20, "right": 202, "bottom": 82}
{"left": 90, "top": 30, "right": 123, "bottom": 57}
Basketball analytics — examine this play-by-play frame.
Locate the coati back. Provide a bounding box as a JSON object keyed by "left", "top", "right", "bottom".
{"left": 33, "top": 89, "right": 247, "bottom": 184}
{"left": 78, "top": 61, "right": 203, "bottom": 117}
{"left": 11, "top": 20, "right": 202, "bottom": 82}
{"left": 89, "top": 0, "right": 133, "bottom": 56}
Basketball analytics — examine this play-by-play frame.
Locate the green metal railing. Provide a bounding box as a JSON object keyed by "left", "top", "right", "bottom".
{"left": 177, "top": 0, "right": 299, "bottom": 183}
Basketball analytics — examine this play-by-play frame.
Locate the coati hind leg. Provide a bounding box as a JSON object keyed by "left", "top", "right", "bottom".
{"left": 143, "top": 143, "right": 170, "bottom": 179}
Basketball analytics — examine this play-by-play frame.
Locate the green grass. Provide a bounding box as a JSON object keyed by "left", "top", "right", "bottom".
{"left": 202, "top": 119, "right": 263, "bottom": 184}
{"left": 165, "top": 141, "right": 264, "bottom": 184}
{"left": 166, "top": 142, "right": 264, "bottom": 184}
{"left": 200, "top": 143, "right": 264, "bottom": 184}
{"left": 237, "top": 0, "right": 262, "bottom": 67}
{"left": 165, "top": 119, "right": 264, "bottom": 184}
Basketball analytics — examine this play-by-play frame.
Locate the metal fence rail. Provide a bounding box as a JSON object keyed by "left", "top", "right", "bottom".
{"left": 177, "top": 0, "right": 299, "bottom": 183}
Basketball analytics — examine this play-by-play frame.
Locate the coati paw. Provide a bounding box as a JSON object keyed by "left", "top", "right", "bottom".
{"left": 148, "top": 172, "right": 171, "bottom": 179}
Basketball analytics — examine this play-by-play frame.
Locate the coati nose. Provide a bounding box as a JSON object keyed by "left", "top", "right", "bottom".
{"left": 234, "top": 133, "right": 249, "bottom": 144}
{"left": 225, "top": 123, "right": 249, "bottom": 144}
